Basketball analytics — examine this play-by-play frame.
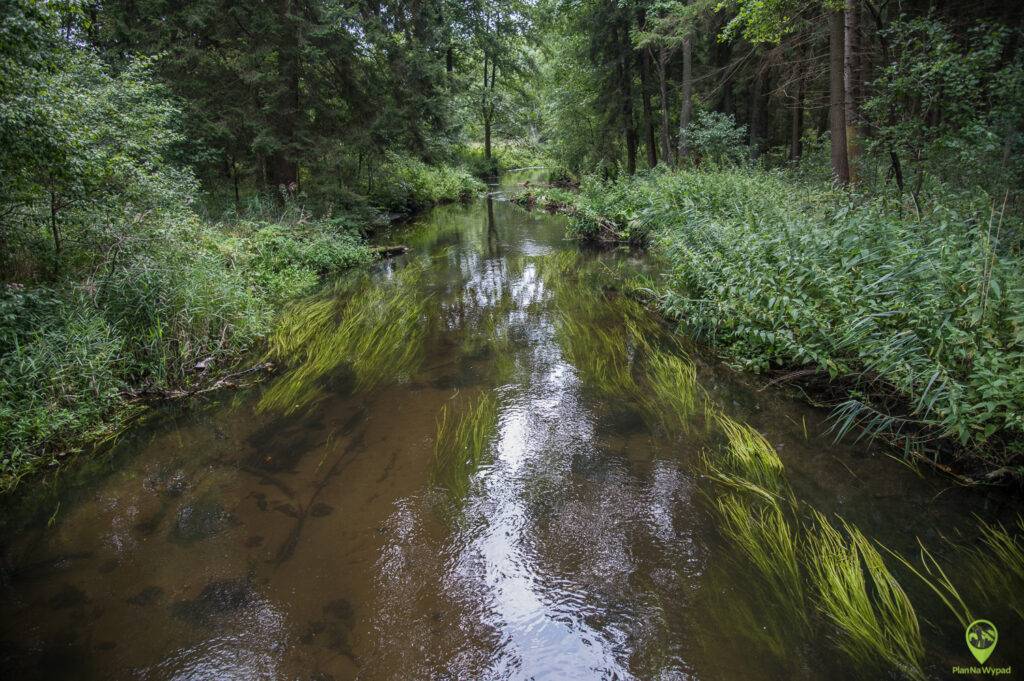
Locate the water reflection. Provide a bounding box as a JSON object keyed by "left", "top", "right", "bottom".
{"left": 1, "top": 174, "right": 1022, "bottom": 680}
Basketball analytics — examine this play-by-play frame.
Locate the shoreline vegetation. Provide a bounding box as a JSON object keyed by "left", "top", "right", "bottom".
{"left": 0, "top": 160, "right": 485, "bottom": 491}
{"left": 514, "top": 167, "right": 1023, "bottom": 483}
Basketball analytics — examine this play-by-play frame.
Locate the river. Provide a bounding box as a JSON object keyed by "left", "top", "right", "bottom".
{"left": 1, "top": 173, "right": 1021, "bottom": 680}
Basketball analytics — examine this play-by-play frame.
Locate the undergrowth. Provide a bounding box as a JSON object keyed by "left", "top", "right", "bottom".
{"left": 533, "top": 167, "right": 1024, "bottom": 477}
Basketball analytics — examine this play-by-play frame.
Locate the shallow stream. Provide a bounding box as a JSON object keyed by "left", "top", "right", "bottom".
{"left": 1, "top": 173, "right": 1021, "bottom": 680}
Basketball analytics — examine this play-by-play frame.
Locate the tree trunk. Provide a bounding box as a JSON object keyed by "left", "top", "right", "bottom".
{"left": 484, "top": 116, "right": 492, "bottom": 160}
{"left": 620, "top": 35, "right": 638, "bottom": 175}
{"left": 749, "top": 59, "right": 769, "bottom": 161}
{"left": 789, "top": 53, "right": 805, "bottom": 161}
{"left": 829, "top": 10, "right": 850, "bottom": 186}
{"left": 844, "top": 0, "right": 861, "bottom": 183}
{"left": 639, "top": 48, "right": 658, "bottom": 167}
{"left": 677, "top": 35, "right": 693, "bottom": 162}
{"left": 269, "top": 0, "right": 300, "bottom": 193}
{"left": 658, "top": 47, "right": 672, "bottom": 166}
{"left": 712, "top": 20, "right": 734, "bottom": 115}
{"left": 482, "top": 53, "right": 496, "bottom": 161}
{"left": 268, "top": 152, "right": 297, "bottom": 192}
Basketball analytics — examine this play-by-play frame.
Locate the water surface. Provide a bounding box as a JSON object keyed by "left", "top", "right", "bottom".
{"left": 1, "top": 174, "right": 1021, "bottom": 680}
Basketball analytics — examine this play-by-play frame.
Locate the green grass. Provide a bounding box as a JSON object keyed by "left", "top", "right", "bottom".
{"left": 703, "top": 413, "right": 789, "bottom": 503}
{"left": 701, "top": 408, "right": 929, "bottom": 678}
{"left": 716, "top": 493, "right": 806, "bottom": 621}
{"left": 368, "top": 153, "right": 485, "bottom": 213}
{"left": 637, "top": 351, "right": 702, "bottom": 436}
{"left": 457, "top": 140, "right": 555, "bottom": 177}
{"left": 893, "top": 516, "right": 1024, "bottom": 625}
{"left": 0, "top": 210, "right": 379, "bottom": 488}
{"left": 967, "top": 517, "right": 1024, "bottom": 620}
{"left": 537, "top": 252, "right": 709, "bottom": 436}
{"left": 258, "top": 264, "right": 431, "bottom": 414}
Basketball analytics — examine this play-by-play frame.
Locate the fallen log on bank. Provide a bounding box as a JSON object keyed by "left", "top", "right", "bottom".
{"left": 371, "top": 244, "right": 409, "bottom": 258}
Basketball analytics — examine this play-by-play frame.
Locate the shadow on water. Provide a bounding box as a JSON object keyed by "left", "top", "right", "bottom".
{"left": 0, "top": 171, "right": 1022, "bottom": 680}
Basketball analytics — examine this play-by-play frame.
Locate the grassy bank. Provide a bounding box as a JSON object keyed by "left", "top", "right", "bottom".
{"left": 517, "top": 169, "right": 1024, "bottom": 479}
{"left": 0, "top": 165, "right": 481, "bottom": 491}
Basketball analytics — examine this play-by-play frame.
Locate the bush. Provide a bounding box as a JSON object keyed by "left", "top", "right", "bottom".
{"left": 457, "top": 140, "right": 554, "bottom": 177}
{"left": 686, "top": 111, "right": 749, "bottom": 166}
{"left": 0, "top": 286, "right": 126, "bottom": 482}
{"left": 234, "top": 219, "right": 372, "bottom": 302}
{"left": 369, "top": 153, "right": 484, "bottom": 212}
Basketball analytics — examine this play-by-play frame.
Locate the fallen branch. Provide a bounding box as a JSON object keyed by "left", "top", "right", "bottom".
{"left": 371, "top": 244, "right": 409, "bottom": 258}
{"left": 123, "top": 362, "right": 275, "bottom": 402}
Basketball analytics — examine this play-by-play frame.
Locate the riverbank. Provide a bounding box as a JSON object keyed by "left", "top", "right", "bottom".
{"left": 0, "top": 161, "right": 484, "bottom": 491}
{"left": 515, "top": 168, "right": 1024, "bottom": 482}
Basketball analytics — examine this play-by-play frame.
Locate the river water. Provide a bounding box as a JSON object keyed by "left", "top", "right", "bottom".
{"left": 1, "top": 174, "right": 1021, "bottom": 680}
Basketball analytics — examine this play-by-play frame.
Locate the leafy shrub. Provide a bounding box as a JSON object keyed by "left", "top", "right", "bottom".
{"left": 236, "top": 220, "right": 372, "bottom": 301}
{"left": 686, "top": 111, "right": 750, "bottom": 167}
{"left": 370, "top": 153, "right": 484, "bottom": 212}
{"left": 0, "top": 39, "right": 376, "bottom": 485}
{"left": 457, "top": 140, "right": 554, "bottom": 177}
{"left": 0, "top": 286, "right": 126, "bottom": 482}
{"left": 863, "top": 18, "right": 1024, "bottom": 203}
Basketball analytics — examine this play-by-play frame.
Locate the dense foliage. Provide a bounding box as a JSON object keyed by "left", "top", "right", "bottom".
{"left": 521, "top": 168, "right": 1024, "bottom": 473}
{"left": 519, "top": 0, "right": 1024, "bottom": 476}
{"left": 0, "top": 0, "right": 490, "bottom": 485}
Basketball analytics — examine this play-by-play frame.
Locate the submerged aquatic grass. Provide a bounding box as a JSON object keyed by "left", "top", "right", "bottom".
{"left": 704, "top": 413, "right": 789, "bottom": 503}
{"left": 895, "top": 516, "right": 1024, "bottom": 626}
{"left": 716, "top": 493, "right": 806, "bottom": 620}
{"left": 968, "top": 516, "right": 1024, "bottom": 620}
{"left": 431, "top": 392, "right": 500, "bottom": 503}
{"left": 889, "top": 539, "right": 975, "bottom": 629}
{"left": 259, "top": 265, "right": 431, "bottom": 414}
{"left": 540, "top": 252, "right": 707, "bottom": 434}
{"left": 639, "top": 351, "right": 702, "bottom": 435}
{"left": 805, "top": 511, "right": 925, "bottom": 680}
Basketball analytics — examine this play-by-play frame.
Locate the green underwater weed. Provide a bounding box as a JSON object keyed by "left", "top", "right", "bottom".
{"left": 704, "top": 413, "right": 789, "bottom": 503}
{"left": 638, "top": 351, "right": 702, "bottom": 436}
{"left": 431, "top": 392, "right": 500, "bottom": 503}
{"left": 805, "top": 511, "right": 925, "bottom": 680}
{"left": 888, "top": 539, "right": 975, "bottom": 629}
{"left": 259, "top": 265, "right": 431, "bottom": 414}
{"left": 895, "top": 516, "right": 1024, "bottom": 625}
{"left": 968, "top": 516, "right": 1024, "bottom": 621}
{"left": 716, "top": 493, "right": 806, "bottom": 620}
